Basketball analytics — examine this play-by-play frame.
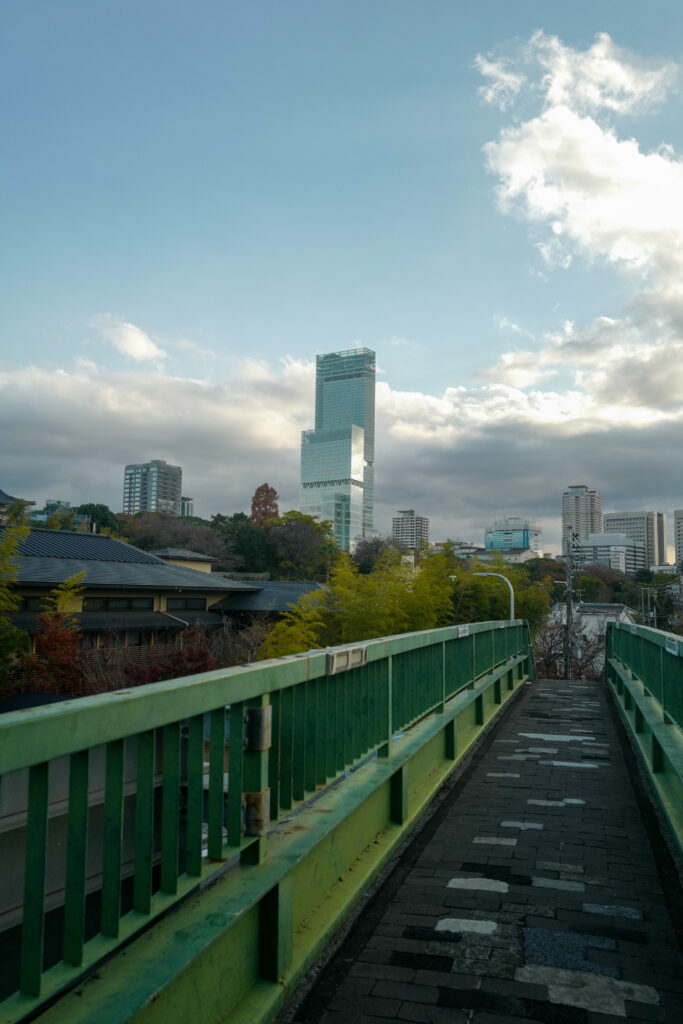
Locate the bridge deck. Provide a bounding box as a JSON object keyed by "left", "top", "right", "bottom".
{"left": 284, "top": 678, "right": 683, "bottom": 1024}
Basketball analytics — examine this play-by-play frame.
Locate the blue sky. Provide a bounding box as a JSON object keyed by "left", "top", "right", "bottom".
{"left": 2, "top": 2, "right": 683, "bottom": 553}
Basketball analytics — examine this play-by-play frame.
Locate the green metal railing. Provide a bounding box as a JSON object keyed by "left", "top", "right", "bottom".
{"left": 0, "top": 619, "right": 532, "bottom": 1021}
{"left": 606, "top": 621, "right": 683, "bottom": 862}
{"left": 607, "top": 621, "right": 683, "bottom": 729}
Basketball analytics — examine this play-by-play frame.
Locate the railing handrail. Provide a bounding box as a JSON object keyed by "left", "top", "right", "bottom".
{"left": 0, "top": 619, "right": 524, "bottom": 775}
{"left": 0, "top": 618, "right": 533, "bottom": 1019}
{"left": 610, "top": 619, "right": 683, "bottom": 652}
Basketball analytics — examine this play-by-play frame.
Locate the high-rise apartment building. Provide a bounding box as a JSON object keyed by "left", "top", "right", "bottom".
{"left": 603, "top": 510, "right": 666, "bottom": 568}
{"left": 123, "top": 460, "right": 182, "bottom": 516}
{"left": 300, "top": 348, "right": 375, "bottom": 551}
{"left": 392, "top": 510, "right": 429, "bottom": 549}
{"left": 485, "top": 517, "right": 543, "bottom": 556}
{"left": 577, "top": 532, "right": 646, "bottom": 575}
{"left": 674, "top": 510, "right": 683, "bottom": 569}
{"left": 561, "top": 485, "right": 602, "bottom": 554}
{"left": 180, "top": 496, "right": 194, "bottom": 518}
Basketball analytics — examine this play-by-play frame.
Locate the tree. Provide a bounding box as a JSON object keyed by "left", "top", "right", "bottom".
{"left": 258, "top": 590, "right": 328, "bottom": 659}
{"left": 534, "top": 608, "right": 605, "bottom": 680}
{"left": 22, "top": 573, "right": 87, "bottom": 694}
{"left": 123, "top": 627, "right": 215, "bottom": 684}
{"left": 0, "top": 521, "right": 29, "bottom": 629}
{"left": 211, "top": 512, "right": 273, "bottom": 571}
{"left": 45, "top": 506, "right": 76, "bottom": 531}
{"left": 351, "top": 535, "right": 405, "bottom": 574}
{"left": 118, "top": 511, "right": 236, "bottom": 569}
{"left": 2, "top": 500, "right": 31, "bottom": 525}
{"left": 250, "top": 483, "right": 279, "bottom": 526}
{"left": 76, "top": 503, "right": 121, "bottom": 533}
{"left": 0, "top": 520, "right": 30, "bottom": 687}
{"left": 258, "top": 545, "right": 459, "bottom": 659}
{"left": 265, "top": 511, "right": 337, "bottom": 581}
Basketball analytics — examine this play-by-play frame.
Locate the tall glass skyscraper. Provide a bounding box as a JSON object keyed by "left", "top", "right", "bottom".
{"left": 300, "top": 348, "right": 375, "bottom": 551}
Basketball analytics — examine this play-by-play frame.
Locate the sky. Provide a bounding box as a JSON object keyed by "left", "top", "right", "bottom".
{"left": 2, "top": 1, "right": 683, "bottom": 555}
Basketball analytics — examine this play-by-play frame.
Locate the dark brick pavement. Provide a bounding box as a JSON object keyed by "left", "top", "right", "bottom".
{"left": 279, "top": 679, "right": 683, "bottom": 1023}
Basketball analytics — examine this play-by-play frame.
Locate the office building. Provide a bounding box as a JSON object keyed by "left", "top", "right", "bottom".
{"left": 577, "top": 532, "right": 646, "bottom": 575}
{"left": 562, "top": 485, "right": 602, "bottom": 554}
{"left": 123, "top": 459, "right": 182, "bottom": 516}
{"left": 29, "top": 499, "right": 90, "bottom": 530}
{"left": 603, "top": 510, "right": 666, "bottom": 568}
{"left": 300, "top": 348, "right": 375, "bottom": 551}
{"left": 392, "top": 510, "right": 429, "bottom": 549}
{"left": 180, "top": 496, "right": 195, "bottom": 518}
{"left": 675, "top": 510, "right": 683, "bottom": 569}
{"left": 485, "top": 516, "right": 543, "bottom": 556}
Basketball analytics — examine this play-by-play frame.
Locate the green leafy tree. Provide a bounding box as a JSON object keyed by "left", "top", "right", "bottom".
{"left": 259, "top": 546, "right": 458, "bottom": 658}
{"left": 211, "top": 512, "right": 273, "bottom": 571}
{"left": 76, "top": 503, "right": 121, "bottom": 533}
{"left": 265, "top": 511, "right": 337, "bottom": 581}
{"left": 45, "top": 506, "right": 76, "bottom": 530}
{"left": 0, "top": 520, "right": 31, "bottom": 687}
{"left": 258, "top": 589, "right": 327, "bottom": 658}
{"left": 41, "top": 571, "right": 86, "bottom": 627}
{"left": 351, "top": 535, "right": 405, "bottom": 574}
{"left": 0, "top": 521, "right": 29, "bottom": 628}
{"left": 2, "top": 500, "right": 31, "bottom": 525}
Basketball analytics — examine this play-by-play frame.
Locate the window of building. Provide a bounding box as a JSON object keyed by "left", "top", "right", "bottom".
{"left": 166, "top": 597, "right": 206, "bottom": 611}
{"left": 82, "top": 597, "right": 154, "bottom": 612}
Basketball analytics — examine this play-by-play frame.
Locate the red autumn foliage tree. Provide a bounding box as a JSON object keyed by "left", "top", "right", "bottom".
{"left": 250, "top": 483, "right": 279, "bottom": 526}
{"left": 24, "top": 612, "right": 88, "bottom": 694}
{"left": 123, "top": 627, "right": 216, "bottom": 685}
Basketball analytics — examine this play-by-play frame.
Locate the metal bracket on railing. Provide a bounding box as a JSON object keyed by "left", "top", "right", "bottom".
{"left": 243, "top": 789, "right": 271, "bottom": 836}
{"left": 244, "top": 706, "right": 273, "bottom": 751}
{"left": 327, "top": 646, "right": 367, "bottom": 675}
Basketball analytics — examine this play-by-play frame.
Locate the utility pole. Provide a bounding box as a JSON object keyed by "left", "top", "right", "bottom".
{"left": 564, "top": 527, "right": 573, "bottom": 681}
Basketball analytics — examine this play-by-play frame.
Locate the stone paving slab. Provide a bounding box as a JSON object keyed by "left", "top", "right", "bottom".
{"left": 281, "top": 679, "right": 683, "bottom": 1023}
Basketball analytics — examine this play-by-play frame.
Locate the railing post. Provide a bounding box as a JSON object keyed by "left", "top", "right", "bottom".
{"left": 241, "top": 696, "right": 271, "bottom": 866}
{"left": 438, "top": 640, "right": 446, "bottom": 713}
{"left": 390, "top": 766, "right": 408, "bottom": 824}
{"left": 379, "top": 653, "right": 393, "bottom": 758}
{"left": 259, "top": 877, "right": 293, "bottom": 982}
{"left": 445, "top": 719, "right": 456, "bottom": 760}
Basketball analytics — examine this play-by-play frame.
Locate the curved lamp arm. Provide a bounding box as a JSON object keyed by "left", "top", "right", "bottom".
{"left": 473, "top": 571, "right": 515, "bottom": 621}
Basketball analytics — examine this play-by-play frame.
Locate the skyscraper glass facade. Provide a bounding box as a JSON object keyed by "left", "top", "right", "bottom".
{"left": 300, "top": 348, "right": 375, "bottom": 550}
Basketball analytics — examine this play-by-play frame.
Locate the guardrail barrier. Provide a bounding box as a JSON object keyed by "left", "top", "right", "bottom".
{"left": 0, "top": 619, "right": 534, "bottom": 1023}
{"left": 606, "top": 621, "right": 683, "bottom": 859}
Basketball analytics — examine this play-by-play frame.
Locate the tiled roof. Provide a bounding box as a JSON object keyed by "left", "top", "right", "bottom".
{"left": 4, "top": 528, "right": 258, "bottom": 593}
{"left": 12, "top": 529, "right": 163, "bottom": 563}
{"left": 152, "top": 548, "right": 213, "bottom": 561}
{"left": 221, "top": 581, "right": 324, "bottom": 612}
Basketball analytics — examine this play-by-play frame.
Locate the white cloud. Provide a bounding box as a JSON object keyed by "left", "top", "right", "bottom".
{"left": 530, "top": 31, "right": 678, "bottom": 115}
{"left": 93, "top": 315, "right": 168, "bottom": 362}
{"left": 476, "top": 30, "right": 683, "bottom": 431}
{"left": 474, "top": 54, "right": 526, "bottom": 110}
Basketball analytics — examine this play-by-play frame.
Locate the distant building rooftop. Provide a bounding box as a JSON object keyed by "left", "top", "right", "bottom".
{"left": 152, "top": 548, "right": 213, "bottom": 562}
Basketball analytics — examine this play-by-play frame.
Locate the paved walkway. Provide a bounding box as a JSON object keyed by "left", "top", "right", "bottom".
{"left": 285, "top": 679, "right": 683, "bottom": 1024}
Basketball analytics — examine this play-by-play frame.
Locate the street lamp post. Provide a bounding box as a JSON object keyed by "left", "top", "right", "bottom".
{"left": 473, "top": 572, "right": 515, "bottom": 621}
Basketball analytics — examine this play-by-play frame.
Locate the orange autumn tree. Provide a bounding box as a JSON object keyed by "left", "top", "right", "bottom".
{"left": 250, "top": 483, "right": 279, "bottom": 526}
